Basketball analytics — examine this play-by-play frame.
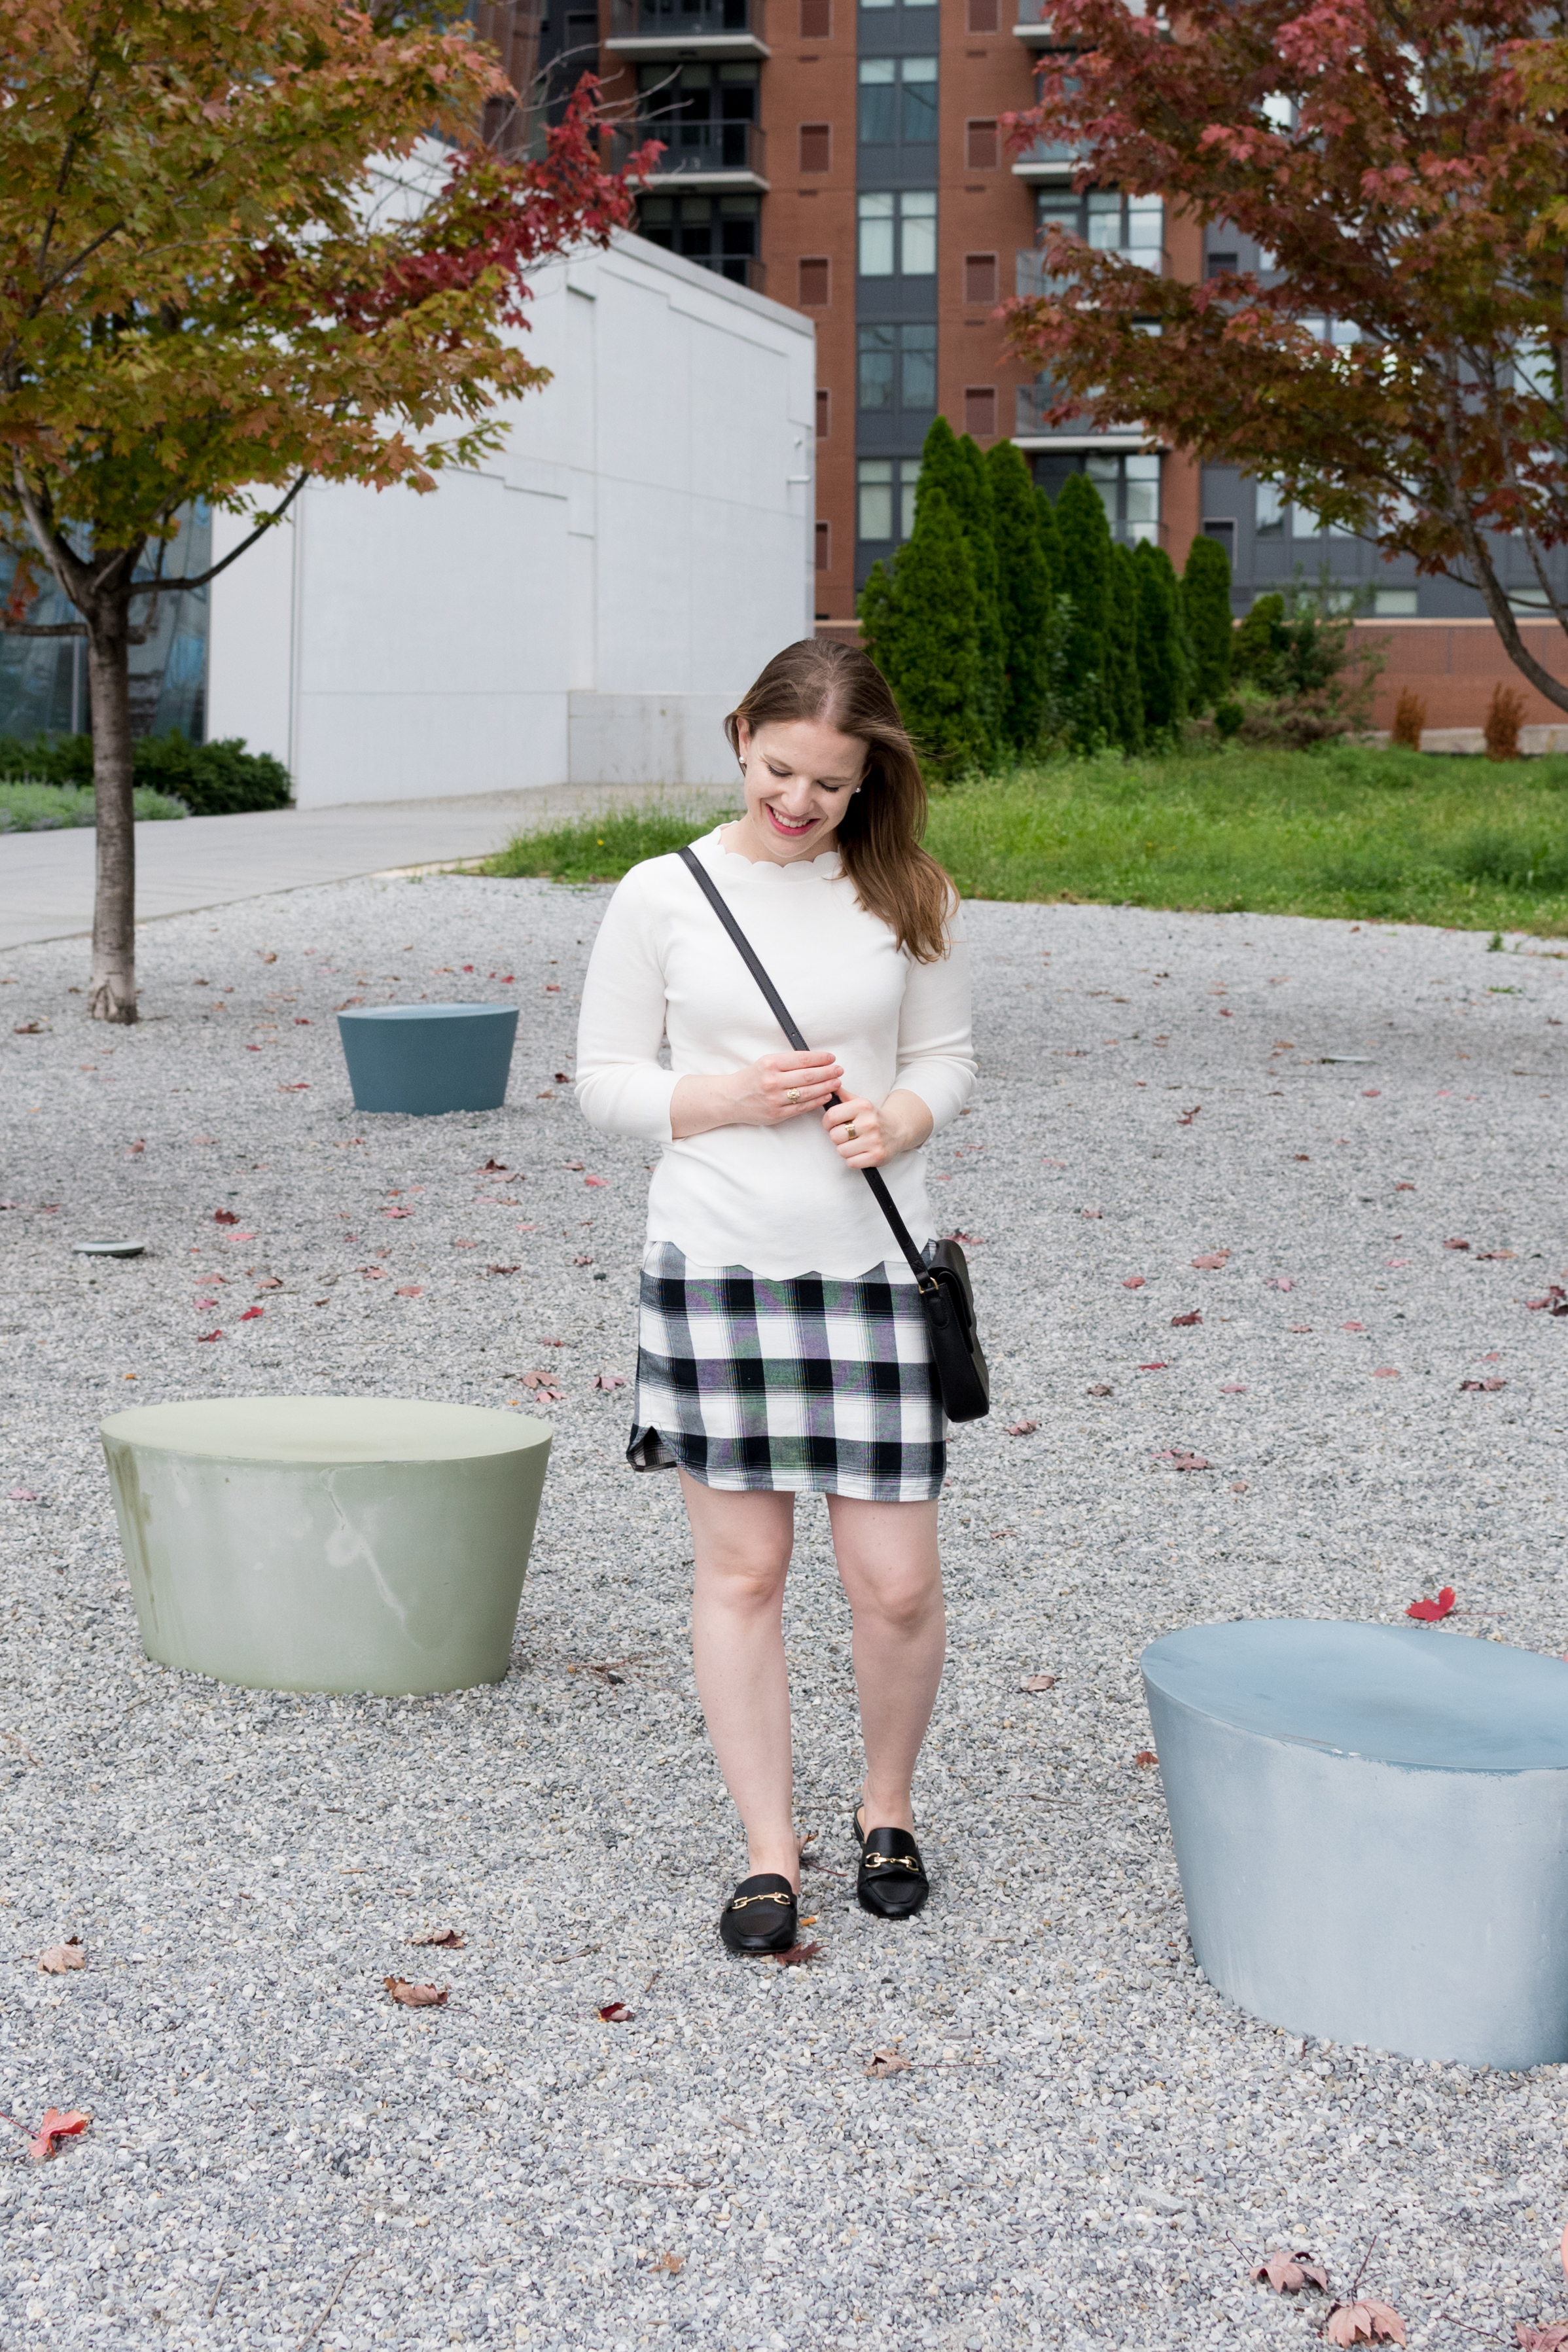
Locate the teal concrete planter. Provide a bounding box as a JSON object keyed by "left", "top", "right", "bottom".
{"left": 101, "top": 1397, "right": 551, "bottom": 1696}
{"left": 338, "top": 1003, "right": 518, "bottom": 1114}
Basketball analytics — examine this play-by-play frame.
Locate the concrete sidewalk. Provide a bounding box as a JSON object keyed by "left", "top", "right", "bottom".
{"left": 0, "top": 781, "right": 730, "bottom": 953}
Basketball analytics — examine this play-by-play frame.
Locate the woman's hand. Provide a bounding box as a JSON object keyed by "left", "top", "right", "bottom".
{"left": 822, "top": 1088, "right": 933, "bottom": 1171}
{"left": 670, "top": 1049, "right": 842, "bottom": 1140}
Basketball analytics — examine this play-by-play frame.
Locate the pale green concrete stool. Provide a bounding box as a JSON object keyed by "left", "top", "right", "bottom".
{"left": 101, "top": 1397, "right": 551, "bottom": 1696}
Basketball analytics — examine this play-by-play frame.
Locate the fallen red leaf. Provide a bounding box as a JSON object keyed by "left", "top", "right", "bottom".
{"left": 1191, "top": 1252, "right": 1230, "bottom": 1269}
{"left": 592, "top": 1371, "right": 628, "bottom": 1390}
{"left": 1265, "top": 1275, "right": 1296, "bottom": 1291}
{"left": 1177, "top": 1106, "right": 1201, "bottom": 1125}
{"left": 775, "top": 1942, "right": 822, "bottom": 1967}
{"left": 1443, "top": 1237, "right": 1470, "bottom": 1251}
{"left": 1171, "top": 1311, "right": 1202, "bottom": 1327}
{"left": 408, "top": 1928, "right": 464, "bottom": 1949}
{"left": 1459, "top": 1377, "right": 1507, "bottom": 1391}
{"left": 583, "top": 1175, "right": 607, "bottom": 1188}
{"left": 238, "top": 1306, "right": 264, "bottom": 1323}
{"left": 1372, "top": 1367, "right": 1399, "bottom": 1378}
{"left": 1251, "top": 2249, "right": 1330, "bottom": 2295}
{"left": 1086, "top": 1381, "right": 1114, "bottom": 1397}
{"left": 1133, "top": 1749, "right": 1158, "bottom": 1768}
{"left": 597, "top": 2001, "right": 634, "bottom": 2022}
{"left": 1156, "top": 1450, "right": 1211, "bottom": 1471}
{"left": 1324, "top": 2298, "right": 1406, "bottom": 2346}
{"left": 1137, "top": 1361, "right": 1169, "bottom": 1371}
{"left": 195, "top": 1330, "right": 223, "bottom": 1343}
{"left": 651, "top": 2251, "right": 684, "bottom": 2273}
{"left": 865, "top": 2048, "right": 912, "bottom": 2077}
{"left": 1006, "top": 1419, "right": 1039, "bottom": 1436}
{"left": 395, "top": 1285, "right": 422, "bottom": 1298}
{"left": 572, "top": 1255, "right": 594, "bottom": 1267}
{"left": 1020, "top": 1673, "right": 1057, "bottom": 1692}
{"left": 1122, "top": 1274, "right": 1147, "bottom": 1289}
{"left": 1527, "top": 1287, "right": 1568, "bottom": 1314}
{"left": 37, "top": 1938, "right": 85, "bottom": 1974}
{"left": 1406, "top": 1586, "right": 1457, "bottom": 1622}
{"left": 18, "top": 2109, "right": 90, "bottom": 2163}
{"left": 383, "top": 1207, "right": 414, "bottom": 1219}
{"left": 384, "top": 1978, "right": 448, "bottom": 2007}
{"left": 478, "top": 1159, "right": 509, "bottom": 1173}
{"left": 213, "top": 1208, "right": 238, "bottom": 1225}
{"left": 554, "top": 1071, "right": 571, "bottom": 1082}
{"left": 278, "top": 1082, "right": 310, "bottom": 1092}
{"left": 485, "top": 1265, "right": 520, "bottom": 1277}
{"left": 1516, "top": 2325, "right": 1568, "bottom": 2350}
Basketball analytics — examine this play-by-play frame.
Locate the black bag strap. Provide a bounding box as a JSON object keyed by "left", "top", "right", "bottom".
{"left": 677, "top": 844, "right": 933, "bottom": 1289}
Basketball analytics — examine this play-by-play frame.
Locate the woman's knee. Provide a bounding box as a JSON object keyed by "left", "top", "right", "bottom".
{"left": 849, "top": 1565, "right": 943, "bottom": 1638}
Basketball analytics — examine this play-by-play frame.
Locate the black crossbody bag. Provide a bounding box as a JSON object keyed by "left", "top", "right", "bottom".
{"left": 678, "top": 846, "right": 989, "bottom": 1423}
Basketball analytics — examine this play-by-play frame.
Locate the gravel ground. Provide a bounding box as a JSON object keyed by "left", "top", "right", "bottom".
{"left": 1, "top": 871, "right": 1567, "bottom": 2352}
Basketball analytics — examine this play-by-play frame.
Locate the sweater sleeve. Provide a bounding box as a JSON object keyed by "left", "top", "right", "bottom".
{"left": 891, "top": 906, "right": 977, "bottom": 1135}
{"left": 574, "top": 864, "right": 681, "bottom": 1142}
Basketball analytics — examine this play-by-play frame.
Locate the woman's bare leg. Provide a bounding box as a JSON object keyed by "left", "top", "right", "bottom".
{"left": 825, "top": 1495, "right": 944, "bottom": 1833}
{"left": 680, "top": 1471, "right": 800, "bottom": 1887}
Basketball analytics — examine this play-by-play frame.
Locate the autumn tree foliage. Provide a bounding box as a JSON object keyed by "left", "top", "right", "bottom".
{"left": 0, "top": 1, "right": 649, "bottom": 1020}
{"left": 1001, "top": 0, "right": 1568, "bottom": 717}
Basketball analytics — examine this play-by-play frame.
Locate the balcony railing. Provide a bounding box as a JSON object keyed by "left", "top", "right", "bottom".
{"left": 608, "top": 0, "right": 768, "bottom": 52}
{"left": 1015, "top": 378, "right": 1159, "bottom": 455}
{"left": 1010, "top": 130, "right": 1084, "bottom": 177}
{"left": 1014, "top": 0, "right": 1154, "bottom": 36}
{"left": 1015, "top": 244, "right": 1168, "bottom": 298}
{"left": 610, "top": 118, "right": 768, "bottom": 184}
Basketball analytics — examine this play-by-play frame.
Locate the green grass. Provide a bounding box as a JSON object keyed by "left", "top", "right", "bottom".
{"left": 482, "top": 743, "right": 1568, "bottom": 935}
{"left": 0, "top": 779, "right": 190, "bottom": 832}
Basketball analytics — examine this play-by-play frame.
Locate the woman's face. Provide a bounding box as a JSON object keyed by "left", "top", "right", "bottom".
{"left": 734, "top": 715, "right": 866, "bottom": 863}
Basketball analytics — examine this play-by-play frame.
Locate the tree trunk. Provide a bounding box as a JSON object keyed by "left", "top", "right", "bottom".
{"left": 86, "top": 596, "right": 138, "bottom": 1024}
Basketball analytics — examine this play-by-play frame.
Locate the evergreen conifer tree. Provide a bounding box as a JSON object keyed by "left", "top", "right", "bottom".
{"left": 857, "top": 485, "right": 982, "bottom": 775}
{"left": 915, "top": 416, "right": 1003, "bottom": 757}
{"left": 984, "top": 439, "right": 1054, "bottom": 753}
{"left": 1108, "top": 541, "right": 1146, "bottom": 753}
{"left": 1051, "top": 470, "right": 1115, "bottom": 746}
{"left": 1182, "top": 533, "right": 1235, "bottom": 709}
{"left": 1133, "top": 539, "right": 1191, "bottom": 738}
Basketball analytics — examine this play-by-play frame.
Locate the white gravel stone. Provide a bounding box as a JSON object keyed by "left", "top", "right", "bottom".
{"left": 0, "top": 873, "right": 1565, "bottom": 2351}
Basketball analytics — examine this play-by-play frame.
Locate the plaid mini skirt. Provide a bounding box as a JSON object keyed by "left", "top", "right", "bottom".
{"left": 628, "top": 1241, "right": 945, "bottom": 1501}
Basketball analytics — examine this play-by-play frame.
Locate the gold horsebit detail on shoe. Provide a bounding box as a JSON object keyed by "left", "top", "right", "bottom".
{"left": 727, "top": 1891, "right": 794, "bottom": 1910}
{"left": 863, "top": 1851, "right": 922, "bottom": 1870}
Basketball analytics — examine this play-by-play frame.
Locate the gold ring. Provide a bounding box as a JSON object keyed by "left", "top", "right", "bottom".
{"left": 846, "top": 1124, "right": 858, "bottom": 1141}
{"left": 785, "top": 1087, "right": 802, "bottom": 1104}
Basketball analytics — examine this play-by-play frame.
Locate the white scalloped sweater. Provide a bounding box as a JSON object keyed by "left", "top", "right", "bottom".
{"left": 573, "top": 829, "right": 977, "bottom": 1280}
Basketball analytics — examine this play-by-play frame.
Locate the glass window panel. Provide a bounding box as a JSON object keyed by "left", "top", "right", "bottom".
{"left": 857, "top": 191, "right": 895, "bottom": 276}
{"left": 1086, "top": 189, "right": 1120, "bottom": 249}
{"left": 859, "top": 459, "right": 894, "bottom": 541}
{"left": 901, "top": 323, "right": 937, "bottom": 408}
{"left": 1036, "top": 192, "right": 1079, "bottom": 234}
{"left": 1292, "top": 505, "right": 1323, "bottom": 537}
{"left": 900, "top": 463, "right": 919, "bottom": 541}
{"left": 858, "top": 57, "right": 897, "bottom": 143}
{"left": 1126, "top": 194, "right": 1163, "bottom": 253}
{"left": 901, "top": 55, "right": 938, "bottom": 143}
{"left": 900, "top": 188, "right": 936, "bottom": 276}
{"left": 860, "top": 0, "right": 894, "bottom": 9}
{"left": 719, "top": 60, "right": 758, "bottom": 78}
{"left": 1124, "top": 453, "right": 1160, "bottom": 528}
{"left": 857, "top": 325, "right": 897, "bottom": 411}
{"left": 1084, "top": 454, "right": 1120, "bottom": 519}
{"left": 1255, "top": 481, "right": 1285, "bottom": 536}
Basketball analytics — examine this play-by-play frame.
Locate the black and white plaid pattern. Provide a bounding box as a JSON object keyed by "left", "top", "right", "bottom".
{"left": 628, "top": 1242, "right": 945, "bottom": 1501}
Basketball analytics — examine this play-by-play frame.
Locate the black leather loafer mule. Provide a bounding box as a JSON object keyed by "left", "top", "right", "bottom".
{"left": 852, "top": 1808, "right": 930, "bottom": 1920}
{"left": 718, "top": 1872, "right": 798, "bottom": 1955}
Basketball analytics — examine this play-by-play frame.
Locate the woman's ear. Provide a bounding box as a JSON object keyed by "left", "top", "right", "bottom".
{"left": 735, "top": 718, "right": 751, "bottom": 765}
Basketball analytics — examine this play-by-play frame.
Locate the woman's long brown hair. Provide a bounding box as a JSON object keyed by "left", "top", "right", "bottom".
{"left": 723, "top": 639, "right": 955, "bottom": 963}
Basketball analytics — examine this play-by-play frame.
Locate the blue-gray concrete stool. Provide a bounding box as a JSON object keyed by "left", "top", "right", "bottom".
{"left": 338, "top": 1002, "right": 518, "bottom": 1114}
{"left": 1141, "top": 1619, "right": 1568, "bottom": 2069}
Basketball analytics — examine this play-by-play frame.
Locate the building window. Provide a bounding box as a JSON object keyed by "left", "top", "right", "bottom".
{"left": 965, "top": 118, "right": 999, "bottom": 171}
{"left": 964, "top": 385, "right": 997, "bottom": 438}
{"left": 1036, "top": 186, "right": 1163, "bottom": 261}
{"left": 1207, "top": 250, "right": 1238, "bottom": 277}
{"left": 638, "top": 191, "right": 760, "bottom": 285}
{"left": 858, "top": 321, "right": 937, "bottom": 414}
{"left": 798, "top": 256, "right": 830, "bottom": 306}
{"left": 800, "top": 0, "right": 831, "bottom": 31}
{"left": 1034, "top": 450, "right": 1162, "bottom": 544}
{"left": 857, "top": 56, "right": 938, "bottom": 149}
{"left": 967, "top": 0, "right": 999, "bottom": 27}
{"left": 963, "top": 251, "right": 998, "bottom": 306}
{"left": 861, "top": 0, "right": 937, "bottom": 12}
{"left": 1202, "top": 517, "right": 1236, "bottom": 561}
{"left": 857, "top": 455, "right": 921, "bottom": 546}
{"left": 1373, "top": 588, "right": 1418, "bottom": 616}
{"left": 1255, "top": 481, "right": 1285, "bottom": 537}
{"left": 816, "top": 387, "right": 831, "bottom": 439}
{"left": 857, "top": 189, "right": 936, "bottom": 277}
{"left": 816, "top": 520, "right": 832, "bottom": 572}
{"left": 799, "top": 122, "right": 832, "bottom": 173}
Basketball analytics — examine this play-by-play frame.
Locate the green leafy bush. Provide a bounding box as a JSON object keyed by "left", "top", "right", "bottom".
{"left": 0, "top": 732, "right": 291, "bottom": 813}
{"left": 0, "top": 780, "right": 188, "bottom": 830}
{"left": 1181, "top": 534, "right": 1234, "bottom": 709}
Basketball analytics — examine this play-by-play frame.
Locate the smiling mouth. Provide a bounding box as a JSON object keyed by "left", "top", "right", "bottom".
{"left": 766, "top": 806, "right": 817, "bottom": 836}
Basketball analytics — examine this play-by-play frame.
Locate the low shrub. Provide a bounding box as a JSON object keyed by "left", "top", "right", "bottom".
{"left": 1484, "top": 684, "right": 1525, "bottom": 762}
{"left": 0, "top": 731, "right": 291, "bottom": 813}
{"left": 1390, "top": 688, "right": 1427, "bottom": 749}
{"left": 0, "top": 780, "right": 188, "bottom": 830}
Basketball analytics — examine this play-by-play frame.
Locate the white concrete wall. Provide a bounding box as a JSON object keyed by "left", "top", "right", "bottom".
{"left": 207, "top": 232, "right": 815, "bottom": 807}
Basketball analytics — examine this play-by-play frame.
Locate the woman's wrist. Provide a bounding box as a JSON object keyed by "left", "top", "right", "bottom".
{"left": 880, "top": 1089, "right": 933, "bottom": 1158}
{"left": 670, "top": 1070, "right": 738, "bottom": 1141}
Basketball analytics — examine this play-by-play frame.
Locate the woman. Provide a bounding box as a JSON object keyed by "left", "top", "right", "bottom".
{"left": 575, "top": 639, "right": 975, "bottom": 1954}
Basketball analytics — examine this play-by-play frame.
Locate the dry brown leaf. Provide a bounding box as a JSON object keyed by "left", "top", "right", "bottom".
{"left": 1325, "top": 2299, "right": 1406, "bottom": 2346}
{"left": 1006, "top": 1419, "right": 1039, "bottom": 1436}
{"left": 774, "top": 1941, "right": 821, "bottom": 1968}
{"left": 865, "top": 2048, "right": 912, "bottom": 2077}
{"left": 1249, "top": 2249, "right": 1329, "bottom": 2294}
{"left": 652, "top": 2252, "right": 684, "bottom": 2275}
{"left": 1516, "top": 2325, "right": 1568, "bottom": 2351}
{"left": 384, "top": 1976, "right": 448, "bottom": 2008}
{"left": 1133, "top": 1749, "right": 1158, "bottom": 1768}
{"left": 1021, "top": 1673, "right": 1057, "bottom": 1692}
{"left": 408, "top": 1928, "right": 464, "bottom": 1949}
{"left": 37, "top": 1938, "right": 85, "bottom": 1974}
{"left": 597, "top": 2001, "right": 635, "bottom": 2023}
